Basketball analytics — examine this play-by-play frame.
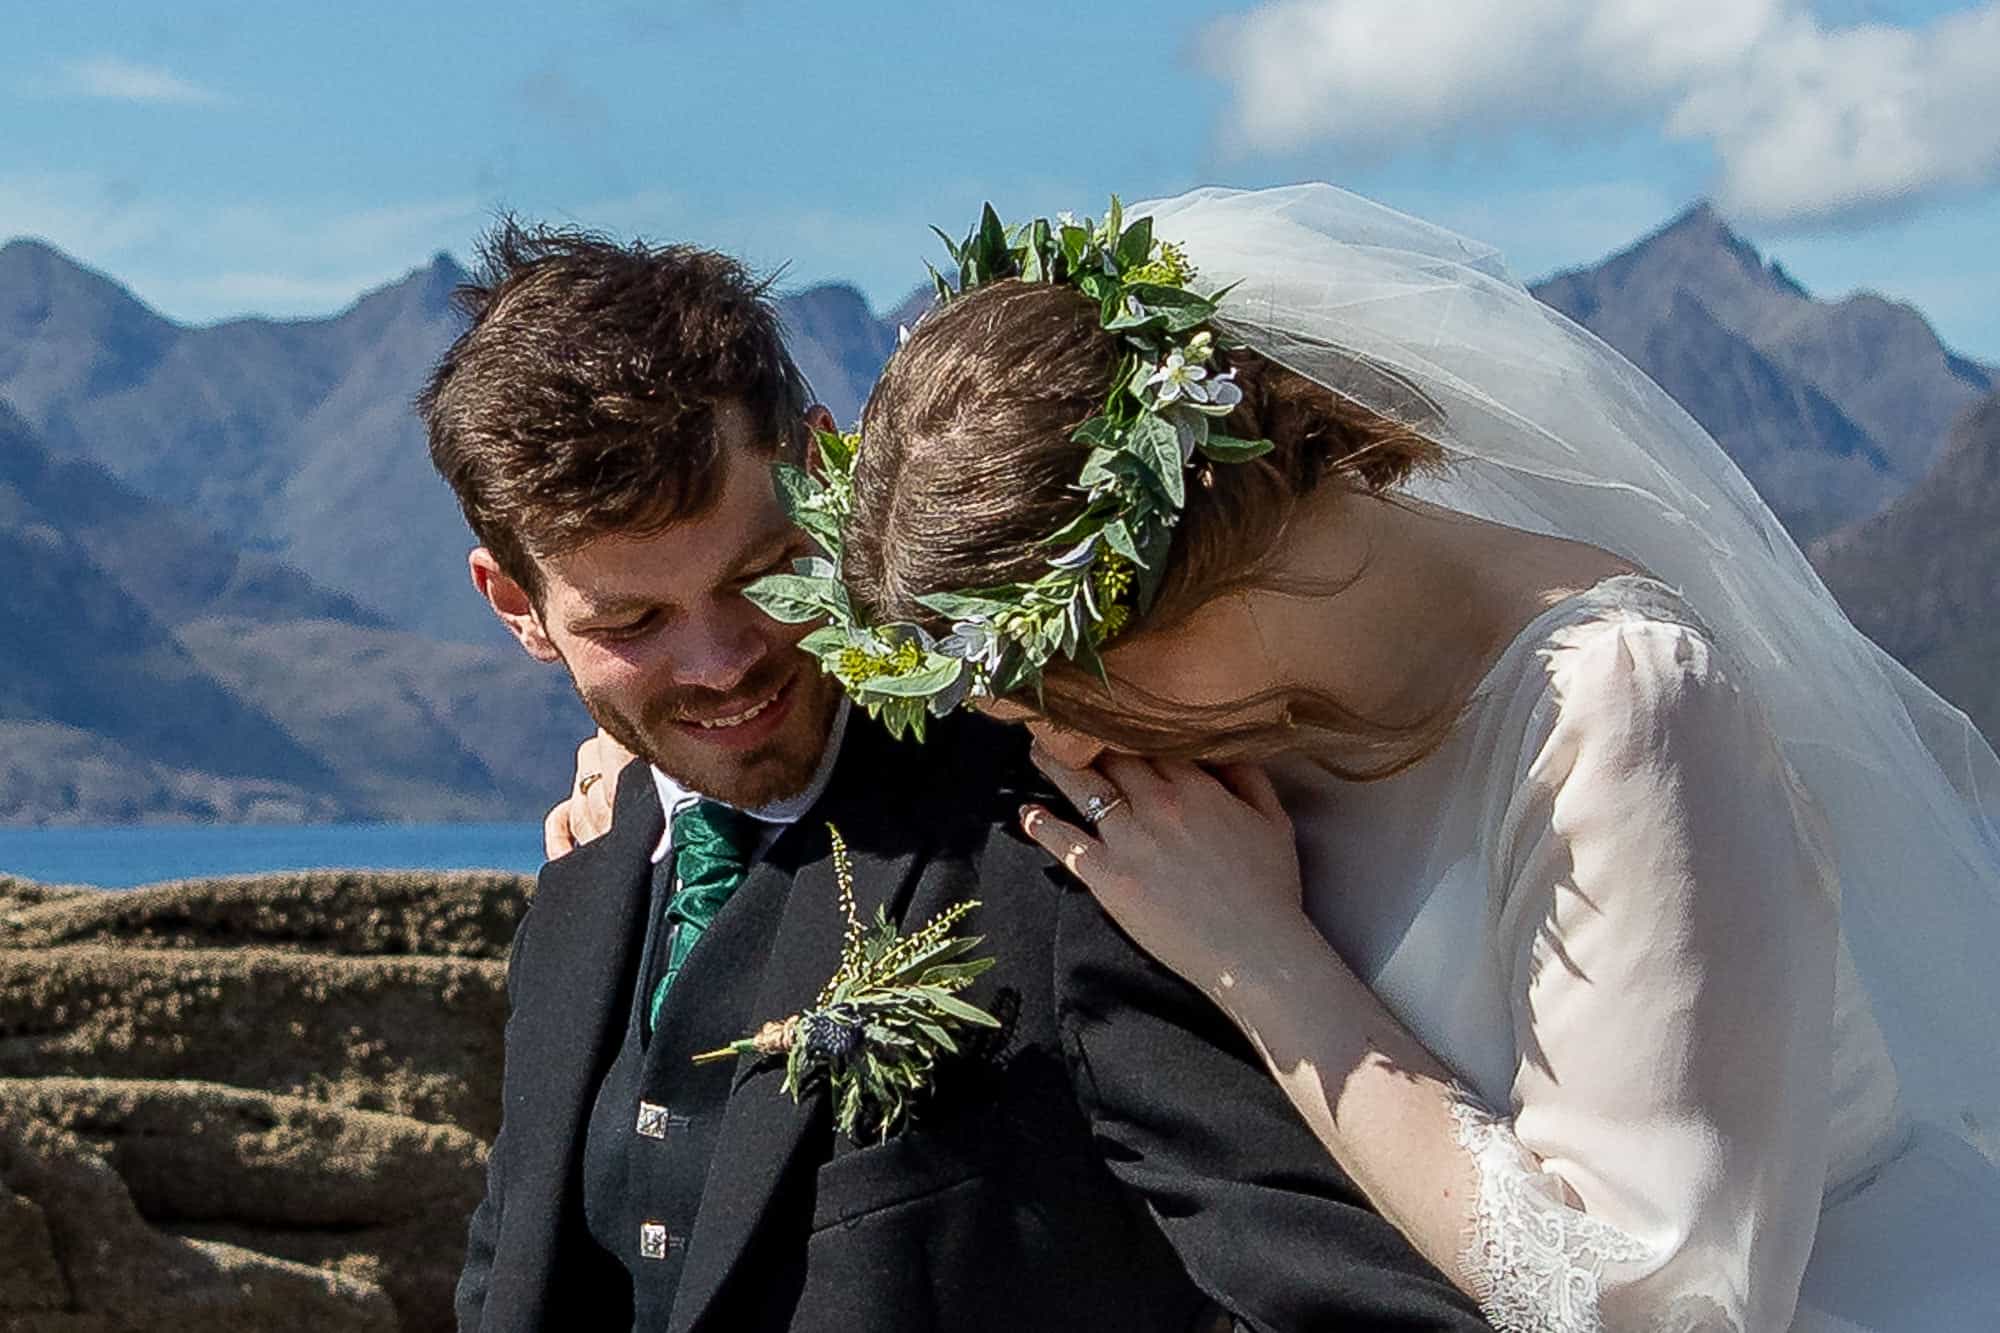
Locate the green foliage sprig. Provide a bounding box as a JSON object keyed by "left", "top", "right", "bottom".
{"left": 693, "top": 824, "right": 999, "bottom": 1143}
{"left": 745, "top": 199, "right": 1273, "bottom": 740}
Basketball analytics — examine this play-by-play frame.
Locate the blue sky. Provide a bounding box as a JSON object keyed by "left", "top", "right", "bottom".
{"left": 5, "top": 0, "right": 1998, "bottom": 361}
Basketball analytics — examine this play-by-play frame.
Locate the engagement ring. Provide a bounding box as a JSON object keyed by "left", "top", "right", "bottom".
{"left": 578, "top": 772, "right": 603, "bottom": 796}
{"left": 1081, "top": 793, "right": 1127, "bottom": 825}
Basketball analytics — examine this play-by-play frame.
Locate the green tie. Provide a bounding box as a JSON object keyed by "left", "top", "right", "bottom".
{"left": 646, "top": 800, "right": 761, "bottom": 1034}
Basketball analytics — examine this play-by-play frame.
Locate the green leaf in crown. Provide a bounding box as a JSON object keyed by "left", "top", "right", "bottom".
{"left": 744, "top": 199, "right": 1275, "bottom": 737}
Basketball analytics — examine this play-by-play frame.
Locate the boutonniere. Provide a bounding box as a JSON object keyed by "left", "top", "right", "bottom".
{"left": 694, "top": 824, "right": 999, "bottom": 1142}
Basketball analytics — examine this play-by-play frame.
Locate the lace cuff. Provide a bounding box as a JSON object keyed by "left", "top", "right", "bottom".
{"left": 1448, "top": 1091, "right": 1665, "bottom": 1333}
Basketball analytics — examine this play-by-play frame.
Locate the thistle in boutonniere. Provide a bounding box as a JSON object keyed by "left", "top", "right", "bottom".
{"left": 693, "top": 824, "right": 1000, "bottom": 1142}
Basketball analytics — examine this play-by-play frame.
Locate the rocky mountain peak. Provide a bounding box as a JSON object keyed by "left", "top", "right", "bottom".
{"left": 0, "top": 235, "right": 65, "bottom": 275}
{"left": 1554, "top": 198, "right": 1807, "bottom": 315}
{"left": 775, "top": 282, "right": 901, "bottom": 428}
{"left": 0, "top": 240, "right": 179, "bottom": 424}
{"left": 332, "top": 253, "right": 472, "bottom": 334}
{"left": 419, "top": 250, "right": 471, "bottom": 312}
{"left": 0, "top": 239, "right": 169, "bottom": 324}
{"left": 1653, "top": 200, "right": 1772, "bottom": 275}
{"left": 1651, "top": 198, "right": 1725, "bottom": 242}
{"left": 781, "top": 280, "right": 875, "bottom": 327}
{"left": 1531, "top": 199, "right": 1989, "bottom": 531}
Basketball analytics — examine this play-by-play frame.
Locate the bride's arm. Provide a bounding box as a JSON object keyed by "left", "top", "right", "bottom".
{"left": 1023, "top": 618, "right": 1840, "bottom": 1332}
{"left": 1195, "top": 893, "right": 1498, "bottom": 1271}
{"left": 1022, "top": 759, "right": 1488, "bottom": 1277}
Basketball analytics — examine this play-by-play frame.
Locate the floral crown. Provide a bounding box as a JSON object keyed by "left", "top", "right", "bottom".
{"left": 745, "top": 199, "right": 1271, "bottom": 741}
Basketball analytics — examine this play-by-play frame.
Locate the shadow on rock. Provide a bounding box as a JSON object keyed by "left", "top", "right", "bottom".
{"left": 0, "top": 869, "right": 530, "bottom": 1332}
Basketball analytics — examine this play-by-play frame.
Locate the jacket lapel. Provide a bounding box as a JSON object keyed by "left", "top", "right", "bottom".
{"left": 493, "top": 759, "right": 663, "bottom": 1305}
{"left": 668, "top": 718, "right": 934, "bottom": 1333}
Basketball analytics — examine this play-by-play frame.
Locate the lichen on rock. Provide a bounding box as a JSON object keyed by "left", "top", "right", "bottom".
{"left": 0, "top": 868, "right": 530, "bottom": 1333}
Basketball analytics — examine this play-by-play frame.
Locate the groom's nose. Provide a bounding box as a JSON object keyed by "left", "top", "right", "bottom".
{"left": 666, "top": 602, "right": 767, "bottom": 693}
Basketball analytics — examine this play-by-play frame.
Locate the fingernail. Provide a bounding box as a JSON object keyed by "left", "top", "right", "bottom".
{"left": 1019, "top": 804, "right": 1039, "bottom": 827}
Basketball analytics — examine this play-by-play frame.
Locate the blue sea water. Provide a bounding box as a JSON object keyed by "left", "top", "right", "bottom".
{"left": 0, "top": 823, "right": 549, "bottom": 890}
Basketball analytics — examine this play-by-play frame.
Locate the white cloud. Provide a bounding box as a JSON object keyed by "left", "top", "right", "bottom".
{"left": 1202, "top": 0, "right": 1782, "bottom": 153}
{"left": 1668, "top": 6, "right": 2000, "bottom": 224}
{"left": 1203, "top": 0, "right": 2000, "bottom": 226}
{"left": 61, "top": 56, "right": 223, "bottom": 106}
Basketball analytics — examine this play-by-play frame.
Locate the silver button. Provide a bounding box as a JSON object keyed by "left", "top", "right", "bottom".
{"left": 636, "top": 1101, "right": 674, "bottom": 1139}
{"left": 639, "top": 1221, "right": 673, "bottom": 1260}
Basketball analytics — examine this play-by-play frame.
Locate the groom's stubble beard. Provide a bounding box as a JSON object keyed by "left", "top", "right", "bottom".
{"left": 568, "top": 651, "right": 844, "bottom": 810}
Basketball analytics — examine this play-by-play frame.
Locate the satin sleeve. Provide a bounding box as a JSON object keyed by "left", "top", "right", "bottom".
{"left": 1459, "top": 614, "right": 1841, "bottom": 1332}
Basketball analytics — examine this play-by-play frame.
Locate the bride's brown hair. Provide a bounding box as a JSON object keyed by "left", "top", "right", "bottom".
{"left": 843, "top": 279, "right": 1454, "bottom": 777}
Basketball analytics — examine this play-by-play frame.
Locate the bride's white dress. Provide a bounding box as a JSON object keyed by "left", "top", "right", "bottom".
{"left": 1269, "top": 574, "right": 2000, "bottom": 1332}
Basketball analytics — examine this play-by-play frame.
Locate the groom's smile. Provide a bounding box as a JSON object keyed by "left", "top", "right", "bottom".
{"left": 665, "top": 670, "right": 799, "bottom": 747}
{"left": 474, "top": 403, "right": 845, "bottom": 810}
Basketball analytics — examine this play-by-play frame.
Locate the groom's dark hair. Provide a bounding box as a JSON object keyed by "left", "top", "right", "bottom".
{"left": 420, "top": 219, "right": 811, "bottom": 596}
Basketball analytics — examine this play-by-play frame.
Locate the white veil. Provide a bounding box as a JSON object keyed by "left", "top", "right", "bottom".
{"left": 1134, "top": 183, "right": 2000, "bottom": 1138}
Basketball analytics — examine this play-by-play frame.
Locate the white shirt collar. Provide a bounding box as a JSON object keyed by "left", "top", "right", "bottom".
{"left": 649, "top": 698, "right": 852, "bottom": 864}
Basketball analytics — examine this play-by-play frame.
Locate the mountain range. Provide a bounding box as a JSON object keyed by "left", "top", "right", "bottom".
{"left": 1809, "top": 392, "right": 2000, "bottom": 743}
{"left": 0, "top": 205, "right": 1992, "bottom": 822}
{"left": 1531, "top": 204, "right": 1994, "bottom": 542}
{"left": 0, "top": 399, "right": 586, "bottom": 822}
{"left": 0, "top": 237, "right": 924, "bottom": 822}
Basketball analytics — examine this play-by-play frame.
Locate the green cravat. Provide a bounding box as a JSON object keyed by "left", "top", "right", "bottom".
{"left": 646, "top": 800, "right": 761, "bottom": 1034}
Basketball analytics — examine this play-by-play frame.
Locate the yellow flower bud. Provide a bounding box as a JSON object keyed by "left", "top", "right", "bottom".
{"left": 834, "top": 647, "right": 884, "bottom": 685}
{"left": 1125, "top": 240, "right": 1197, "bottom": 288}
{"left": 1092, "top": 554, "right": 1137, "bottom": 602}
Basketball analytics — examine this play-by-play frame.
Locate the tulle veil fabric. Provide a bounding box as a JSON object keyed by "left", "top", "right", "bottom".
{"left": 1132, "top": 184, "right": 2000, "bottom": 1144}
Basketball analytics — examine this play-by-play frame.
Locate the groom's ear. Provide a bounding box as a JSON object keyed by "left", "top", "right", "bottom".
{"left": 469, "top": 548, "right": 561, "bottom": 663}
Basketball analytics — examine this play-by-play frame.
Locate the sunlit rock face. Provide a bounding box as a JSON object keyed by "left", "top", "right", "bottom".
{"left": 0, "top": 869, "right": 529, "bottom": 1332}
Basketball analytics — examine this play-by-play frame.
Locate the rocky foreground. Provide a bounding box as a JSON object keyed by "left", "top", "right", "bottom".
{"left": 0, "top": 869, "right": 530, "bottom": 1332}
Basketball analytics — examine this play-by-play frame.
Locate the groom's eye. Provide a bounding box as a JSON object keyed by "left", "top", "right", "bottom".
{"left": 593, "top": 610, "right": 659, "bottom": 641}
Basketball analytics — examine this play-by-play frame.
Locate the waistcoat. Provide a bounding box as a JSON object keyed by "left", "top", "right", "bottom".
{"left": 581, "top": 853, "right": 778, "bottom": 1327}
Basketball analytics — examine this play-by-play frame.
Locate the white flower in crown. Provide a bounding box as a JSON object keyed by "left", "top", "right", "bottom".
{"left": 938, "top": 619, "right": 1004, "bottom": 677}
{"left": 1148, "top": 350, "right": 1209, "bottom": 405}
{"left": 1207, "top": 368, "right": 1244, "bottom": 409}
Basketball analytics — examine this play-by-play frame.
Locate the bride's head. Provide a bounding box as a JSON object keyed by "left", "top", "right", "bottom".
{"left": 841, "top": 278, "right": 1449, "bottom": 775}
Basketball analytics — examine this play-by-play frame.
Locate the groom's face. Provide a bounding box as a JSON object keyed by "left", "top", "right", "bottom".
{"left": 480, "top": 407, "right": 843, "bottom": 809}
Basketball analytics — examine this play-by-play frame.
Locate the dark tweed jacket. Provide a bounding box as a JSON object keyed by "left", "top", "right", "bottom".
{"left": 456, "top": 712, "right": 1488, "bottom": 1332}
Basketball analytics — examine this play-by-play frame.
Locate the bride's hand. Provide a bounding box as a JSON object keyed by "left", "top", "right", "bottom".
{"left": 544, "top": 729, "right": 636, "bottom": 858}
{"left": 1020, "top": 748, "right": 1314, "bottom": 993}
